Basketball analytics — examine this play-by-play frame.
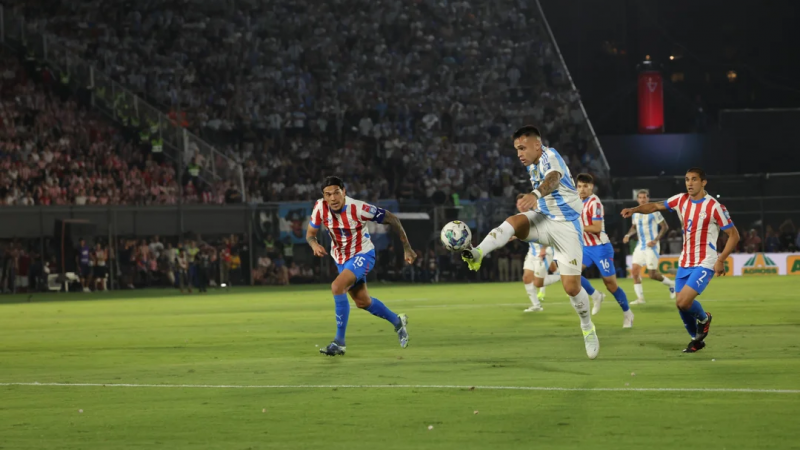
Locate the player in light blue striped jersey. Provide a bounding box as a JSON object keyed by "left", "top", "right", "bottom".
{"left": 622, "top": 189, "right": 676, "bottom": 303}
{"left": 462, "top": 126, "right": 599, "bottom": 359}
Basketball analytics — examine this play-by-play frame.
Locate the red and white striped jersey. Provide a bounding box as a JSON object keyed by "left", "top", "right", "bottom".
{"left": 664, "top": 192, "right": 734, "bottom": 269}
{"left": 309, "top": 196, "right": 385, "bottom": 265}
{"left": 581, "top": 194, "right": 610, "bottom": 246}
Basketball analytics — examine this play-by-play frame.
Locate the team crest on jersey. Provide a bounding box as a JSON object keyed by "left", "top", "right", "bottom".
{"left": 699, "top": 211, "right": 708, "bottom": 220}
{"left": 362, "top": 204, "right": 377, "bottom": 215}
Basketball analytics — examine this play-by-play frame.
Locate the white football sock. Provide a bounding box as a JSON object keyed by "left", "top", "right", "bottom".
{"left": 661, "top": 276, "right": 675, "bottom": 287}
{"left": 543, "top": 274, "right": 561, "bottom": 286}
{"left": 524, "top": 283, "right": 540, "bottom": 306}
{"left": 476, "top": 221, "right": 516, "bottom": 256}
{"left": 539, "top": 286, "right": 546, "bottom": 296}
{"left": 570, "top": 287, "right": 593, "bottom": 330}
{"left": 633, "top": 283, "right": 644, "bottom": 300}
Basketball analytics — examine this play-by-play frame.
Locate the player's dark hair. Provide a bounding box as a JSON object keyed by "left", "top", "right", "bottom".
{"left": 321, "top": 176, "right": 345, "bottom": 192}
{"left": 686, "top": 167, "right": 707, "bottom": 181}
{"left": 576, "top": 173, "right": 594, "bottom": 184}
{"left": 512, "top": 125, "right": 541, "bottom": 141}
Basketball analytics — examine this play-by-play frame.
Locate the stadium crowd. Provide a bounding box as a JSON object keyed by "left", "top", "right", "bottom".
{"left": 11, "top": 0, "right": 610, "bottom": 205}
{"left": 0, "top": 51, "right": 247, "bottom": 206}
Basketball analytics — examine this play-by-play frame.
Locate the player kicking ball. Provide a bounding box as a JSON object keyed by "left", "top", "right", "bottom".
{"left": 307, "top": 176, "right": 416, "bottom": 356}
{"left": 622, "top": 189, "right": 676, "bottom": 304}
{"left": 621, "top": 167, "right": 739, "bottom": 352}
{"left": 462, "top": 126, "right": 600, "bottom": 359}
{"left": 575, "top": 173, "right": 634, "bottom": 328}
{"left": 517, "top": 195, "right": 562, "bottom": 312}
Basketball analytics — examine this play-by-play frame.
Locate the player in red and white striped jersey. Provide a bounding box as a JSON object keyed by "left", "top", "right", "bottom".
{"left": 577, "top": 174, "right": 633, "bottom": 328}
{"left": 306, "top": 176, "right": 417, "bottom": 356}
{"left": 622, "top": 168, "right": 740, "bottom": 353}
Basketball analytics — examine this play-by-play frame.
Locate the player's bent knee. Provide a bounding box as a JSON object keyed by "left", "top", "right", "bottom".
{"left": 562, "top": 278, "right": 581, "bottom": 297}
{"left": 532, "top": 278, "right": 544, "bottom": 288}
{"left": 603, "top": 278, "right": 618, "bottom": 292}
{"left": 675, "top": 293, "right": 693, "bottom": 310}
{"left": 331, "top": 280, "right": 348, "bottom": 295}
{"left": 522, "top": 272, "right": 535, "bottom": 284}
{"left": 354, "top": 298, "right": 371, "bottom": 309}
{"left": 507, "top": 214, "right": 530, "bottom": 239}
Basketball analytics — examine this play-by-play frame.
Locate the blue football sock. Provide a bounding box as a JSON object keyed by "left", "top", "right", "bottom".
{"left": 687, "top": 300, "right": 708, "bottom": 322}
{"left": 580, "top": 277, "right": 596, "bottom": 296}
{"left": 678, "top": 309, "right": 697, "bottom": 338}
{"left": 611, "top": 286, "right": 630, "bottom": 312}
{"left": 365, "top": 297, "right": 399, "bottom": 327}
{"left": 333, "top": 293, "right": 350, "bottom": 345}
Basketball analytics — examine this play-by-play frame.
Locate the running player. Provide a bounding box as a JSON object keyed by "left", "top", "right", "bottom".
{"left": 622, "top": 189, "right": 676, "bottom": 304}
{"left": 576, "top": 173, "right": 634, "bottom": 328}
{"left": 621, "top": 167, "right": 739, "bottom": 352}
{"left": 307, "top": 176, "right": 415, "bottom": 356}
{"left": 462, "top": 126, "right": 599, "bottom": 359}
{"left": 517, "top": 195, "right": 561, "bottom": 312}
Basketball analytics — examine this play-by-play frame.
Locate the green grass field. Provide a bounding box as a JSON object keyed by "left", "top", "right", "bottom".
{"left": 2, "top": 277, "right": 799, "bottom": 449}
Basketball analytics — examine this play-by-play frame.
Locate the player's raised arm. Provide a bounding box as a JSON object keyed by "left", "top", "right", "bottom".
{"left": 518, "top": 171, "right": 560, "bottom": 211}
{"left": 382, "top": 211, "right": 417, "bottom": 264}
{"left": 620, "top": 201, "right": 666, "bottom": 218}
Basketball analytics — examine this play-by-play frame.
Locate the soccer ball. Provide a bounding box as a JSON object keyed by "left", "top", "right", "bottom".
{"left": 440, "top": 220, "right": 472, "bottom": 252}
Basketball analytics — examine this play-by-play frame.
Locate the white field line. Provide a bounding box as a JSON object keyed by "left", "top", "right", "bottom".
{"left": 0, "top": 382, "right": 798, "bottom": 394}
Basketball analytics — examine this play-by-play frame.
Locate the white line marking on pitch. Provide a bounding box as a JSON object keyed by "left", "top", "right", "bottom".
{"left": 1, "top": 382, "right": 797, "bottom": 394}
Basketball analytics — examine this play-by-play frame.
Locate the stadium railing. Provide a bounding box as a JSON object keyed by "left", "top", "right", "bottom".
{"left": 0, "top": 6, "right": 246, "bottom": 200}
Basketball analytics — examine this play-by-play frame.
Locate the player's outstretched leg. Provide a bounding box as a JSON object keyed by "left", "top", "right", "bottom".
{"left": 648, "top": 269, "right": 676, "bottom": 299}
{"left": 350, "top": 283, "right": 409, "bottom": 348}
{"left": 462, "top": 215, "right": 530, "bottom": 271}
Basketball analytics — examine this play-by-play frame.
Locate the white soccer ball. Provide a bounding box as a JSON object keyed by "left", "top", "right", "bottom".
{"left": 440, "top": 220, "right": 472, "bottom": 252}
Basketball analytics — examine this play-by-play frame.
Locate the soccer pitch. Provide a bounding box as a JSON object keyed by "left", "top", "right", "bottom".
{"left": 2, "top": 277, "right": 799, "bottom": 449}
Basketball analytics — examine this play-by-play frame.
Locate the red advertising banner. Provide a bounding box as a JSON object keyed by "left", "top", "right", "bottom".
{"left": 638, "top": 71, "right": 664, "bottom": 134}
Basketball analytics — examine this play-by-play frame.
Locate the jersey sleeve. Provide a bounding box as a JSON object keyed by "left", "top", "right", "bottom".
{"left": 664, "top": 194, "right": 683, "bottom": 212}
{"left": 358, "top": 201, "right": 387, "bottom": 224}
{"left": 712, "top": 202, "right": 734, "bottom": 230}
{"left": 654, "top": 211, "right": 665, "bottom": 223}
{"left": 309, "top": 200, "right": 323, "bottom": 229}
{"left": 593, "top": 200, "right": 604, "bottom": 221}
{"left": 541, "top": 148, "right": 566, "bottom": 179}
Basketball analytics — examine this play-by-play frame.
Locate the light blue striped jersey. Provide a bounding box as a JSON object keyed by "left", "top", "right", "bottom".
{"left": 526, "top": 146, "right": 582, "bottom": 222}
{"left": 632, "top": 211, "right": 665, "bottom": 250}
